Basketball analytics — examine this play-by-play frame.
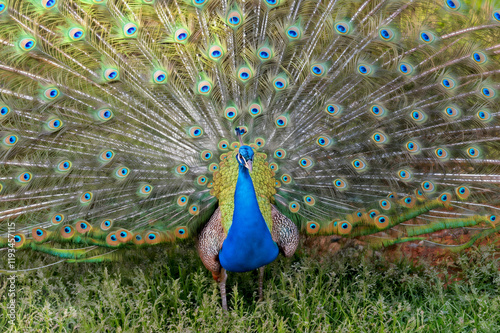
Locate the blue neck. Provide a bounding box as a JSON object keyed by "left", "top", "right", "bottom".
{"left": 218, "top": 164, "right": 278, "bottom": 272}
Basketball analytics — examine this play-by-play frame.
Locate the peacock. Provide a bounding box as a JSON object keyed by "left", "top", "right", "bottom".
{"left": 0, "top": 0, "right": 499, "bottom": 311}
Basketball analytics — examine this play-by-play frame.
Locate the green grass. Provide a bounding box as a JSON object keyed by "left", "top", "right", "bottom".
{"left": 1, "top": 242, "right": 500, "bottom": 332}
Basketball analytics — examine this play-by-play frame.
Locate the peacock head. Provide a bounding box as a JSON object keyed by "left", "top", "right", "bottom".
{"left": 237, "top": 145, "right": 254, "bottom": 172}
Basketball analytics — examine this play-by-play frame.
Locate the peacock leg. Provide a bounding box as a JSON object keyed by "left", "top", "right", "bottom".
{"left": 219, "top": 268, "right": 228, "bottom": 311}
{"left": 258, "top": 266, "right": 265, "bottom": 301}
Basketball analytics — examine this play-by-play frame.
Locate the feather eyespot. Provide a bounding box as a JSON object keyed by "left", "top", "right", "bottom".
{"left": 275, "top": 180, "right": 281, "bottom": 187}
{"left": 17, "top": 172, "right": 32, "bottom": 184}
{"left": 379, "top": 199, "right": 392, "bottom": 210}
{"left": 106, "top": 232, "right": 120, "bottom": 246}
{"left": 177, "top": 195, "right": 189, "bottom": 207}
{"left": 51, "top": 214, "right": 64, "bottom": 225}
{"left": 269, "top": 162, "right": 278, "bottom": 171}
{"left": 224, "top": 106, "right": 238, "bottom": 120}
{"left": 351, "top": 158, "right": 367, "bottom": 172}
{"left": 19, "top": 38, "right": 36, "bottom": 51}
{"left": 123, "top": 23, "right": 138, "bottom": 37}
{"left": 379, "top": 28, "right": 395, "bottom": 41}
{"left": 465, "top": 146, "right": 481, "bottom": 158}
{"left": 387, "top": 192, "right": 397, "bottom": 199}
{"left": 335, "top": 22, "right": 350, "bottom": 35}
{"left": 175, "top": 164, "right": 189, "bottom": 175}
{"left": 357, "top": 64, "right": 373, "bottom": 76}
{"left": 444, "top": 0, "right": 461, "bottom": 11}
{"left": 368, "top": 209, "right": 379, "bottom": 219}
{"left": 191, "top": 0, "right": 207, "bottom": 7}
{"left": 264, "top": 0, "right": 280, "bottom": 7}
{"left": 227, "top": 11, "right": 242, "bottom": 28}
{"left": 189, "top": 204, "right": 199, "bottom": 215}
{"left": 369, "top": 104, "right": 387, "bottom": 118}
{"left": 401, "top": 196, "right": 415, "bottom": 208}
{"left": 420, "top": 31, "right": 436, "bottom": 43}
{"left": 80, "top": 191, "right": 93, "bottom": 204}
{"left": 104, "top": 68, "right": 119, "bottom": 81}
{"left": 316, "top": 136, "right": 332, "bottom": 147}
{"left": 275, "top": 115, "right": 288, "bottom": 128}
{"left": 175, "top": 226, "right": 189, "bottom": 239}
{"left": 208, "top": 45, "right": 224, "bottom": 61}
{"left": 254, "top": 138, "right": 265, "bottom": 148}
{"left": 189, "top": 126, "right": 203, "bottom": 138}
{"left": 57, "top": 160, "right": 72, "bottom": 172}
{"left": 476, "top": 110, "right": 493, "bottom": 123}
{"left": 472, "top": 52, "right": 487, "bottom": 64}
{"left": 44, "top": 88, "right": 60, "bottom": 100}
{"left": 273, "top": 76, "right": 288, "bottom": 91}
{"left": 338, "top": 221, "right": 352, "bottom": 235}
{"left": 286, "top": 26, "right": 301, "bottom": 40}
{"left": 421, "top": 180, "right": 436, "bottom": 193}
{"left": 434, "top": 147, "right": 449, "bottom": 160}
{"left": 101, "top": 219, "right": 113, "bottom": 230}
{"left": 196, "top": 175, "right": 208, "bottom": 186}
{"left": 249, "top": 103, "right": 262, "bottom": 117}
{"left": 208, "top": 163, "right": 219, "bottom": 172}
{"left": 443, "top": 106, "right": 460, "bottom": 119}
{"left": 493, "top": 10, "right": 500, "bottom": 21}
{"left": 99, "top": 150, "right": 115, "bottom": 163}
{"left": 230, "top": 141, "right": 240, "bottom": 149}
{"left": 174, "top": 28, "right": 189, "bottom": 43}
{"left": 0, "top": 2, "right": 7, "bottom": 14}
{"left": 33, "top": 228, "right": 47, "bottom": 242}
{"left": 274, "top": 149, "right": 286, "bottom": 159}
{"left": 438, "top": 192, "right": 452, "bottom": 205}
{"left": 12, "top": 233, "right": 26, "bottom": 248}
{"left": 0, "top": 105, "right": 11, "bottom": 118}
{"left": 258, "top": 47, "right": 273, "bottom": 61}
{"left": 299, "top": 157, "right": 313, "bottom": 168}
{"left": 480, "top": 86, "right": 496, "bottom": 99}
{"left": 410, "top": 109, "right": 427, "bottom": 123}
{"left": 281, "top": 174, "right": 292, "bottom": 184}
{"left": 325, "top": 103, "right": 342, "bottom": 117}
{"left": 441, "top": 77, "right": 456, "bottom": 89}
{"left": 333, "top": 178, "right": 348, "bottom": 190}
{"left": 306, "top": 221, "right": 320, "bottom": 234}
{"left": 289, "top": 201, "right": 300, "bottom": 213}
{"left": 371, "top": 131, "right": 388, "bottom": 145}
{"left": 455, "top": 185, "right": 470, "bottom": 199}
{"left": 238, "top": 66, "right": 253, "bottom": 82}
{"left": 153, "top": 70, "right": 168, "bottom": 84}
{"left": 405, "top": 141, "right": 421, "bottom": 154}
{"left": 397, "top": 169, "right": 412, "bottom": 181}
{"left": 76, "top": 221, "right": 92, "bottom": 234}
{"left": 218, "top": 139, "right": 229, "bottom": 151}
{"left": 310, "top": 64, "right": 326, "bottom": 77}
{"left": 197, "top": 81, "right": 212, "bottom": 95}
{"left": 61, "top": 226, "right": 75, "bottom": 239}
{"left": 41, "top": 0, "right": 57, "bottom": 9}
{"left": 96, "top": 109, "right": 114, "bottom": 122}
{"left": 303, "top": 195, "right": 315, "bottom": 206}
{"left": 398, "top": 62, "right": 414, "bottom": 75}
{"left": 116, "top": 229, "right": 133, "bottom": 242}
{"left": 68, "top": 28, "right": 85, "bottom": 41}
{"left": 489, "top": 215, "right": 497, "bottom": 223}
{"left": 375, "top": 215, "right": 389, "bottom": 229}
{"left": 138, "top": 184, "right": 153, "bottom": 196}
{"left": 114, "top": 166, "right": 129, "bottom": 180}
{"left": 46, "top": 118, "right": 63, "bottom": 131}
{"left": 2, "top": 134, "right": 18, "bottom": 147}
{"left": 201, "top": 150, "right": 212, "bottom": 161}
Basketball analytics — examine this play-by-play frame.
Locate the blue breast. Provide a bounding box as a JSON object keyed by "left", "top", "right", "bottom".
{"left": 219, "top": 165, "right": 279, "bottom": 272}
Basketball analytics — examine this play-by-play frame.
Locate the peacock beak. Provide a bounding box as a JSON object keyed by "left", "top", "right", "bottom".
{"left": 245, "top": 160, "right": 253, "bottom": 172}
